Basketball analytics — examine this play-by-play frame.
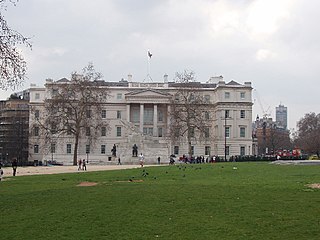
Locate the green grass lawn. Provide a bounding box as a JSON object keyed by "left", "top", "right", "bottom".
{"left": 1, "top": 162, "right": 320, "bottom": 240}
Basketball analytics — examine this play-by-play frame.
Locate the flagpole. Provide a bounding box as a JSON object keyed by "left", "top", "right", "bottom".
{"left": 147, "top": 50, "right": 153, "bottom": 82}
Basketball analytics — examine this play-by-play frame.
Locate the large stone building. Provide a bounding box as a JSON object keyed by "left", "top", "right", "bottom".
{"left": 28, "top": 76, "right": 253, "bottom": 165}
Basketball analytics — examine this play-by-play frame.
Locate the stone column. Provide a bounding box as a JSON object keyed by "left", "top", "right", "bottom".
{"left": 126, "top": 104, "right": 130, "bottom": 122}
{"left": 140, "top": 103, "right": 144, "bottom": 132}
{"left": 166, "top": 104, "right": 171, "bottom": 135}
{"left": 153, "top": 104, "right": 158, "bottom": 137}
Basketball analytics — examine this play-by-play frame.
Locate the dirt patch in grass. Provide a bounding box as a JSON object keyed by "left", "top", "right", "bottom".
{"left": 115, "top": 179, "right": 144, "bottom": 183}
{"left": 77, "top": 182, "right": 98, "bottom": 187}
{"left": 307, "top": 183, "right": 320, "bottom": 189}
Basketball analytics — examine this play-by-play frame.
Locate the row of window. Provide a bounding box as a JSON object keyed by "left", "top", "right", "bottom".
{"left": 225, "top": 92, "right": 246, "bottom": 100}
{"left": 34, "top": 125, "right": 245, "bottom": 138}
{"left": 225, "top": 109, "right": 246, "bottom": 119}
{"left": 225, "top": 126, "right": 246, "bottom": 138}
{"left": 34, "top": 144, "right": 115, "bottom": 155}
{"left": 34, "top": 144, "right": 247, "bottom": 156}
{"left": 173, "top": 146, "right": 247, "bottom": 156}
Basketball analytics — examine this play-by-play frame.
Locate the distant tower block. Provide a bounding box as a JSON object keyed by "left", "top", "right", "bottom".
{"left": 276, "top": 104, "right": 287, "bottom": 129}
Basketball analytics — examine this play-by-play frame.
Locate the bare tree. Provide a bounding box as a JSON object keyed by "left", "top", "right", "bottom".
{"left": 296, "top": 112, "right": 320, "bottom": 157}
{"left": 0, "top": 0, "right": 31, "bottom": 89}
{"left": 38, "top": 63, "right": 109, "bottom": 165}
{"left": 169, "top": 70, "right": 213, "bottom": 157}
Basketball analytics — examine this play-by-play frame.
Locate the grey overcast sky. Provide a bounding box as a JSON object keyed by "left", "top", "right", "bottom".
{"left": 1, "top": 0, "right": 319, "bottom": 130}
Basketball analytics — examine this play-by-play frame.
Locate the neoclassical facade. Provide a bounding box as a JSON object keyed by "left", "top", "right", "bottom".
{"left": 28, "top": 76, "right": 253, "bottom": 165}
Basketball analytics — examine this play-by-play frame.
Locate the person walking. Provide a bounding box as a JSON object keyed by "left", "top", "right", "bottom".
{"left": 118, "top": 157, "right": 121, "bottom": 165}
{"left": 12, "top": 158, "right": 18, "bottom": 176}
{"left": 139, "top": 153, "right": 144, "bottom": 167}
{"left": 157, "top": 156, "right": 161, "bottom": 165}
{"left": 82, "top": 159, "right": 87, "bottom": 171}
{"left": 78, "top": 159, "right": 82, "bottom": 171}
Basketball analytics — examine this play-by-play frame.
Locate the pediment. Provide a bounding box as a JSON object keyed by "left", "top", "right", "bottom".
{"left": 125, "top": 89, "right": 172, "bottom": 98}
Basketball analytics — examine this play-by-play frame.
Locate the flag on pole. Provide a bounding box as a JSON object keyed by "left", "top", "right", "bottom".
{"left": 148, "top": 50, "right": 152, "bottom": 58}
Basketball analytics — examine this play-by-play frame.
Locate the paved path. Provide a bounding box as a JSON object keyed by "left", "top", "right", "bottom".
{"left": 1, "top": 164, "right": 157, "bottom": 177}
{"left": 271, "top": 160, "right": 320, "bottom": 165}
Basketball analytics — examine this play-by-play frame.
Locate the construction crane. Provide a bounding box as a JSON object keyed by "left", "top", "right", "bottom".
{"left": 253, "top": 89, "right": 271, "bottom": 119}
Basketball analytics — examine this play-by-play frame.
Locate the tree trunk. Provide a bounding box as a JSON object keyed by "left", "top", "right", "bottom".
{"left": 73, "top": 133, "right": 79, "bottom": 166}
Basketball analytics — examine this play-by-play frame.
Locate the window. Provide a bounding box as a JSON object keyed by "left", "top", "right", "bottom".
{"left": 86, "top": 127, "right": 91, "bottom": 136}
{"left": 174, "top": 146, "right": 179, "bottom": 155}
{"left": 34, "top": 127, "right": 39, "bottom": 136}
{"left": 86, "top": 145, "right": 90, "bottom": 154}
{"left": 204, "top": 111, "right": 210, "bottom": 120}
{"left": 204, "top": 127, "right": 210, "bottom": 138}
{"left": 52, "top": 89, "right": 58, "bottom": 97}
{"left": 117, "top": 110, "right": 122, "bottom": 119}
{"left": 101, "top": 145, "right": 106, "bottom": 154}
{"left": 240, "top": 110, "right": 245, "bottom": 119}
{"left": 225, "top": 126, "right": 230, "bottom": 138}
{"left": 240, "top": 127, "right": 246, "bottom": 138}
{"left": 225, "top": 146, "right": 230, "bottom": 156}
{"left": 225, "top": 110, "right": 230, "bottom": 118}
{"left": 240, "top": 92, "right": 245, "bottom": 99}
{"left": 35, "top": 110, "right": 40, "bottom": 119}
{"left": 158, "top": 110, "right": 163, "bottom": 122}
{"left": 225, "top": 92, "right": 230, "bottom": 99}
{"left": 117, "top": 93, "right": 122, "bottom": 99}
{"left": 132, "top": 110, "right": 139, "bottom": 123}
{"left": 51, "top": 123, "right": 57, "bottom": 134}
{"left": 158, "top": 127, "right": 163, "bottom": 137}
{"left": 35, "top": 93, "right": 40, "bottom": 100}
{"left": 101, "top": 127, "right": 106, "bottom": 136}
{"left": 86, "top": 109, "right": 91, "bottom": 118}
{"left": 240, "top": 146, "right": 245, "bottom": 156}
{"left": 205, "top": 146, "right": 211, "bottom": 155}
{"left": 190, "top": 127, "right": 195, "bottom": 138}
{"left": 67, "top": 144, "right": 72, "bottom": 154}
{"left": 51, "top": 143, "right": 56, "bottom": 154}
{"left": 101, "top": 110, "right": 106, "bottom": 119}
{"left": 189, "top": 93, "right": 195, "bottom": 102}
{"left": 143, "top": 127, "right": 153, "bottom": 136}
{"left": 34, "top": 145, "right": 39, "bottom": 154}
{"left": 204, "top": 95, "right": 210, "bottom": 103}
{"left": 116, "top": 127, "right": 121, "bottom": 137}
{"left": 144, "top": 108, "right": 154, "bottom": 124}
{"left": 191, "top": 146, "right": 194, "bottom": 155}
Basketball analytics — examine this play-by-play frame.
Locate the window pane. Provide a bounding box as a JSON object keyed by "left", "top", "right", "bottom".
{"left": 86, "top": 145, "right": 90, "bottom": 154}
{"left": 117, "top": 111, "right": 121, "bottom": 119}
{"left": 34, "top": 145, "right": 39, "bottom": 154}
{"left": 101, "top": 145, "right": 106, "bottom": 154}
{"left": 174, "top": 146, "right": 179, "bottom": 155}
{"left": 101, "top": 110, "right": 106, "bottom": 118}
{"left": 225, "top": 127, "right": 230, "bottom": 138}
{"left": 101, "top": 127, "right": 106, "bottom": 136}
{"left": 144, "top": 108, "right": 154, "bottom": 124}
{"left": 240, "top": 110, "right": 245, "bottom": 118}
{"left": 116, "top": 127, "right": 121, "bottom": 137}
{"left": 240, "top": 127, "right": 245, "bottom": 137}
{"left": 158, "top": 127, "right": 163, "bottom": 137}
{"left": 205, "top": 146, "right": 211, "bottom": 155}
{"left": 240, "top": 146, "right": 245, "bottom": 156}
{"left": 51, "top": 143, "right": 56, "bottom": 153}
{"left": 67, "top": 144, "right": 71, "bottom": 154}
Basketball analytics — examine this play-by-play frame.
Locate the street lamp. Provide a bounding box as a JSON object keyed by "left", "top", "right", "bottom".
{"left": 224, "top": 110, "right": 227, "bottom": 161}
